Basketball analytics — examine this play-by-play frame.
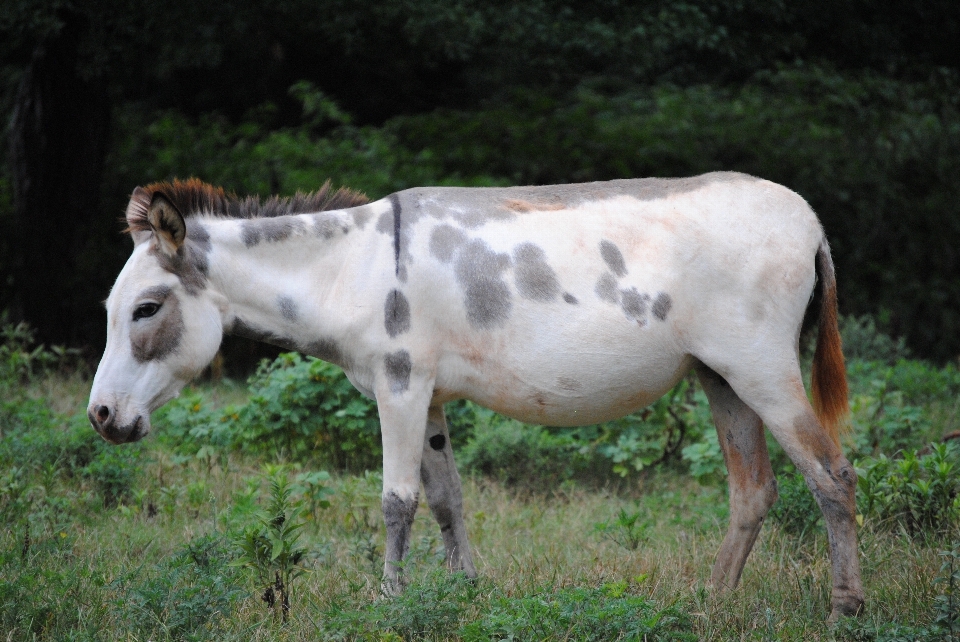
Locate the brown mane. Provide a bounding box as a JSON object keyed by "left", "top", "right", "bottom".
{"left": 125, "top": 178, "right": 369, "bottom": 235}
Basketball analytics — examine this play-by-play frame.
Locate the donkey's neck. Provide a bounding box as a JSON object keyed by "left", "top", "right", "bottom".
{"left": 198, "top": 206, "right": 387, "bottom": 363}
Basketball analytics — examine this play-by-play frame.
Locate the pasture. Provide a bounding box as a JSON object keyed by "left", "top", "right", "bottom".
{"left": 2, "top": 317, "right": 960, "bottom": 641}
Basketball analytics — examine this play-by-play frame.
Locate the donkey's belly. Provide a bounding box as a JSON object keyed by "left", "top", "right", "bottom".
{"left": 442, "top": 347, "right": 694, "bottom": 427}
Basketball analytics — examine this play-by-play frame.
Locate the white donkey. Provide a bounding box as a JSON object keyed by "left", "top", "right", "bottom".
{"left": 89, "top": 173, "right": 863, "bottom": 620}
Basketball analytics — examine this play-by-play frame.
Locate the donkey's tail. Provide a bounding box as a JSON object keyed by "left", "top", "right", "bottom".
{"left": 811, "top": 238, "right": 850, "bottom": 446}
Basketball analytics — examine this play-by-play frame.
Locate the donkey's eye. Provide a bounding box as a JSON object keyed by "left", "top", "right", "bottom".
{"left": 133, "top": 302, "right": 161, "bottom": 321}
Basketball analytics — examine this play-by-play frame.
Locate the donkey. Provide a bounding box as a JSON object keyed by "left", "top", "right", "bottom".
{"left": 88, "top": 173, "right": 863, "bottom": 620}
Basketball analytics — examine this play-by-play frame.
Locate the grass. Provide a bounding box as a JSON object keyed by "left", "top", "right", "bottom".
{"left": 2, "top": 361, "right": 959, "bottom": 640}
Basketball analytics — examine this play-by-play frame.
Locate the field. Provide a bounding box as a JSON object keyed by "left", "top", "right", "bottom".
{"left": 2, "top": 317, "right": 960, "bottom": 641}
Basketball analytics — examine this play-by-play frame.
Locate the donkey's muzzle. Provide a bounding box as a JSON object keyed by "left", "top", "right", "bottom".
{"left": 88, "top": 404, "right": 145, "bottom": 444}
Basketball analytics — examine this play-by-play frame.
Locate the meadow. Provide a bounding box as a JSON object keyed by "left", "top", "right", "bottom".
{"left": 2, "top": 315, "right": 960, "bottom": 641}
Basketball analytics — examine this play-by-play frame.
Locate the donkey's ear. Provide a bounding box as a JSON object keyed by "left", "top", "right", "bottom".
{"left": 146, "top": 192, "right": 186, "bottom": 256}
{"left": 125, "top": 187, "right": 154, "bottom": 246}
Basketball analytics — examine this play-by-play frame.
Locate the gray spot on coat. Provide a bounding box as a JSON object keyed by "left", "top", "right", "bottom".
{"left": 389, "top": 194, "right": 403, "bottom": 281}
{"left": 241, "top": 216, "right": 306, "bottom": 247}
{"left": 277, "top": 295, "right": 298, "bottom": 322}
{"left": 595, "top": 273, "right": 620, "bottom": 304}
{"left": 131, "top": 288, "right": 184, "bottom": 363}
{"left": 653, "top": 292, "right": 672, "bottom": 321}
{"left": 302, "top": 338, "right": 344, "bottom": 365}
{"left": 152, "top": 241, "right": 208, "bottom": 295}
{"left": 383, "top": 490, "right": 418, "bottom": 564}
{"left": 563, "top": 292, "right": 579, "bottom": 305}
{"left": 454, "top": 239, "right": 513, "bottom": 329}
{"left": 384, "top": 289, "right": 411, "bottom": 338}
{"left": 599, "top": 240, "right": 628, "bottom": 278}
{"left": 557, "top": 377, "right": 582, "bottom": 392}
{"left": 313, "top": 213, "right": 341, "bottom": 239}
{"left": 228, "top": 318, "right": 299, "bottom": 352}
{"left": 385, "top": 350, "right": 412, "bottom": 394}
{"left": 376, "top": 212, "right": 393, "bottom": 235}
{"left": 513, "top": 242, "right": 560, "bottom": 302}
{"left": 351, "top": 205, "right": 375, "bottom": 230}
{"left": 620, "top": 287, "right": 650, "bottom": 324}
{"left": 429, "top": 224, "right": 467, "bottom": 263}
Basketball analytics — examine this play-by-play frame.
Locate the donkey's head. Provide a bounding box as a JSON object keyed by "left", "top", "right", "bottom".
{"left": 88, "top": 186, "right": 225, "bottom": 443}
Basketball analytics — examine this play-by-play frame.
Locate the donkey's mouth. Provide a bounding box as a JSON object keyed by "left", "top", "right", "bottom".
{"left": 101, "top": 415, "right": 148, "bottom": 444}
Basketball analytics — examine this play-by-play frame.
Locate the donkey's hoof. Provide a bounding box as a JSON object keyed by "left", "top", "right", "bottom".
{"left": 828, "top": 596, "right": 865, "bottom": 623}
{"left": 380, "top": 578, "right": 406, "bottom": 597}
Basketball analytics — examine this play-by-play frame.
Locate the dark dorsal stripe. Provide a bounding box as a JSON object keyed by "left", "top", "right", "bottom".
{"left": 125, "top": 178, "right": 369, "bottom": 235}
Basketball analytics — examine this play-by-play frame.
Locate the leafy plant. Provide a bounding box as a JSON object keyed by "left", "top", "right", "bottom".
{"left": 857, "top": 444, "right": 960, "bottom": 539}
{"left": 682, "top": 428, "right": 726, "bottom": 483}
{"left": 81, "top": 443, "right": 142, "bottom": 507}
{"left": 457, "top": 413, "right": 588, "bottom": 489}
{"left": 233, "top": 467, "right": 314, "bottom": 621}
{"left": 849, "top": 366, "right": 933, "bottom": 458}
{"left": 768, "top": 470, "right": 822, "bottom": 537}
{"left": 229, "top": 353, "right": 381, "bottom": 470}
{"left": 839, "top": 314, "right": 912, "bottom": 364}
{"left": 593, "top": 378, "right": 713, "bottom": 477}
{"left": 459, "top": 583, "right": 695, "bottom": 642}
{"left": 114, "top": 534, "right": 246, "bottom": 640}
{"left": 595, "top": 505, "right": 652, "bottom": 550}
{"left": 322, "top": 570, "right": 480, "bottom": 641}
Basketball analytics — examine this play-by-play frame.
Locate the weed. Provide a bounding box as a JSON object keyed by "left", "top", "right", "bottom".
{"left": 233, "top": 467, "right": 313, "bottom": 621}
{"left": 595, "top": 505, "right": 652, "bottom": 550}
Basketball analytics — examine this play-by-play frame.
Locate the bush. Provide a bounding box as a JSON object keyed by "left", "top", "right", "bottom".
{"left": 229, "top": 354, "right": 381, "bottom": 470}
{"left": 856, "top": 444, "right": 960, "bottom": 539}
{"left": 457, "top": 410, "right": 589, "bottom": 489}
{"left": 768, "top": 470, "right": 822, "bottom": 537}
{"left": 840, "top": 315, "right": 912, "bottom": 365}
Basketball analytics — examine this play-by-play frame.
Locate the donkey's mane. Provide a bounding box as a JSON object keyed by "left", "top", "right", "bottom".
{"left": 125, "top": 178, "right": 369, "bottom": 234}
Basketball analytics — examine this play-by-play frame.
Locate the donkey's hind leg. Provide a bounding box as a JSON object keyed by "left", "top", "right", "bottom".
{"left": 696, "top": 364, "right": 779, "bottom": 592}
{"left": 420, "top": 404, "right": 477, "bottom": 577}
{"left": 719, "top": 363, "right": 863, "bottom": 621}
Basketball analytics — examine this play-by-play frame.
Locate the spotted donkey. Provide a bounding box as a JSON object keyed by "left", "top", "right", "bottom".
{"left": 88, "top": 173, "right": 863, "bottom": 620}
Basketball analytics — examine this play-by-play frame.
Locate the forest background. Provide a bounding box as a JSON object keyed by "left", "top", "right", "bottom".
{"left": 1, "top": 0, "right": 959, "bottom": 367}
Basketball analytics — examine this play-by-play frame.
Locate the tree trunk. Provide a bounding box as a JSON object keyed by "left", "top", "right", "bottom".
{"left": 8, "top": 11, "right": 111, "bottom": 346}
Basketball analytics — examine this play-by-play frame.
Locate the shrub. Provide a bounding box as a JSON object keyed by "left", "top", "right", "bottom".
{"left": 457, "top": 413, "right": 588, "bottom": 489}
{"left": 840, "top": 314, "right": 912, "bottom": 364}
{"left": 228, "top": 354, "right": 381, "bottom": 471}
{"left": 856, "top": 444, "right": 960, "bottom": 539}
{"left": 768, "top": 470, "right": 823, "bottom": 537}
{"left": 848, "top": 364, "right": 936, "bottom": 458}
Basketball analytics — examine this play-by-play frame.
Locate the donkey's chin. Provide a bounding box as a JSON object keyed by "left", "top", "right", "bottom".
{"left": 101, "top": 415, "right": 150, "bottom": 445}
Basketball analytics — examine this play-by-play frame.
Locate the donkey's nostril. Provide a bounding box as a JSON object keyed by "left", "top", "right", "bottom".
{"left": 96, "top": 405, "right": 111, "bottom": 423}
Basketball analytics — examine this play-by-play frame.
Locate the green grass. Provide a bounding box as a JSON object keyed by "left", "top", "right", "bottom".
{"left": 0, "top": 428, "right": 954, "bottom": 640}
{"left": 3, "top": 348, "right": 960, "bottom": 640}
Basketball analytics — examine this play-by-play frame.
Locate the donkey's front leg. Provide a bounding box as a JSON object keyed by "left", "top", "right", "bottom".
{"left": 376, "top": 364, "right": 433, "bottom": 595}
